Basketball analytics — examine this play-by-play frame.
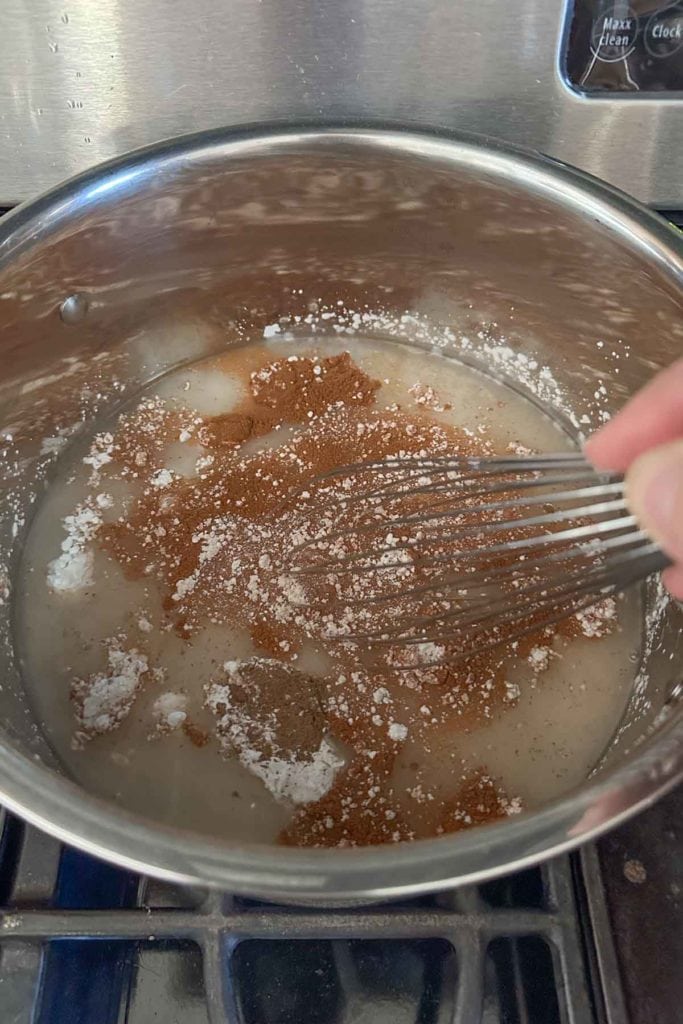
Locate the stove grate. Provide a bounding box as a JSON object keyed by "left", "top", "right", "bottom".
{"left": 0, "top": 808, "right": 616, "bottom": 1024}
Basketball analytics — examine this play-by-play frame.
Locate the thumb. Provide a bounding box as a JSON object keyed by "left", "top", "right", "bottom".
{"left": 625, "top": 439, "right": 683, "bottom": 565}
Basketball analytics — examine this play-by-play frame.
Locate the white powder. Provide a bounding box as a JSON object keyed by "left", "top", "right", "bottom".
{"left": 47, "top": 501, "right": 101, "bottom": 592}
{"left": 388, "top": 722, "right": 408, "bottom": 742}
{"left": 40, "top": 423, "right": 81, "bottom": 457}
{"left": 40, "top": 423, "right": 82, "bottom": 457}
{"left": 74, "top": 644, "right": 148, "bottom": 735}
{"left": 247, "top": 737, "right": 345, "bottom": 805}
{"left": 575, "top": 597, "right": 617, "bottom": 638}
{"left": 171, "top": 574, "right": 197, "bottom": 602}
{"left": 150, "top": 468, "right": 174, "bottom": 488}
{"left": 197, "top": 532, "right": 223, "bottom": 565}
{"left": 504, "top": 796, "right": 523, "bottom": 816}
{"left": 414, "top": 642, "right": 445, "bottom": 664}
{"left": 507, "top": 441, "right": 533, "bottom": 456}
{"left": 40, "top": 435, "right": 70, "bottom": 456}
{"left": 504, "top": 680, "right": 521, "bottom": 702}
{"left": 387, "top": 642, "right": 445, "bottom": 686}
{"left": 528, "top": 646, "right": 551, "bottom": 673}
{"left": 83, "top": 432, "right": 114, "bottom": 482}
{"left": 280, "top": 575, "right": 307, "bottom": 606}
{"left": 152, "top": 691, "right": 188, "bottom": 732}
{"left": 409, "top": 382, "right": 448, "bottom": 412}
{"left": 372, "top": 686, "right": 391, "bottom": 705}
{"left": 470, "top": 340, "right": 578, "bottom": 428}
{"left": 48, "top": 549, "right": 94, "bottom": 593}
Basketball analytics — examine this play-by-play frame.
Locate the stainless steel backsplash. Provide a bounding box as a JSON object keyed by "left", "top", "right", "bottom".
{"left": 1, "top": 0, "right": 682, "bottom": 206}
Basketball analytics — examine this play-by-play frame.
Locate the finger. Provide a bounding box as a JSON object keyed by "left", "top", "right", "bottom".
{"left": 624, "top": 438, "right": 683, "bottom": 565}
{"left": 585, "top": 357, "right": 683, "bottom": 472}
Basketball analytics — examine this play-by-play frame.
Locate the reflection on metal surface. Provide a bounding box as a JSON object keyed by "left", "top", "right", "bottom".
{"left": 0, "top": 0, "right": 681, "bottom": 206}
{"left": 58, "top": 292, "right": 89, "bottom": 324}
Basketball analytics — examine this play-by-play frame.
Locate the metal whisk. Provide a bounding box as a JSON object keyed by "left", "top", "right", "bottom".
{"left": 292, "top": 453, "right": 669, "bottom": 663}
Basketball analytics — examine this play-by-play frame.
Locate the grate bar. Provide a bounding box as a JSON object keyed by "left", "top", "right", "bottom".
{"left": 545, "top": 858, "right": 596, "bottom": 1024}
{"left": 451, "top": 932, "right": 485, "bottom": 1024}
{"left": 577, "top": 845, "right": 630, "bottom": 1024}
{"left": 202, "top": 932, "right": 241, "bottom": 1024}
{"left": 9, "top": 827, "right": 62, "bottom": 906}
{"left": 0, "top": 906, "right": 563, "bottom": 942}
{"left": 0, "top": 808, "right": 629, "bottom": 1024}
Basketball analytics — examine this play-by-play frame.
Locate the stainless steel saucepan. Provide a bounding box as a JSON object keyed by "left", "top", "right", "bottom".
{"left": 0, "top": 125, "right": 681, "bottom": 902}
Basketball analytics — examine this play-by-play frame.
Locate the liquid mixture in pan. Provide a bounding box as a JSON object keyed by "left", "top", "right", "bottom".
{"left": 17, "top": 338, "right": 639, "bottom": 845}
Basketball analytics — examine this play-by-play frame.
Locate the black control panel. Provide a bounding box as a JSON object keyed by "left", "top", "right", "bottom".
{"left": 565, "top": 1, "right": 683, "bottom": 93}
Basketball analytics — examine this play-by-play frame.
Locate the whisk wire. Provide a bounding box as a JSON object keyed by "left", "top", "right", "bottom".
{"left": 343, "top": 528, "right": 656, "bottom": 608}
{"left": 291, "top": 453, "right": 669, "bottom": 662}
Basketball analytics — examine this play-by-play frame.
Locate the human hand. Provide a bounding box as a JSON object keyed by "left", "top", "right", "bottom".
{"left": 584, "top": 357, "right": 683, "bottom": 600}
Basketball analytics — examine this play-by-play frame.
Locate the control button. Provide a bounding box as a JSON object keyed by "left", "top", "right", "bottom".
{"left": 590, "top": 4, "right": 637, "bottom": 62}
{"left": 644, "top": 4, "right": 683, "bottom": 58}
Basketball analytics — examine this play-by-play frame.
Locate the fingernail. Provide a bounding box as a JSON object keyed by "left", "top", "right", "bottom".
{"left": 626, "top": 441, "right": 683, "bottom": 562}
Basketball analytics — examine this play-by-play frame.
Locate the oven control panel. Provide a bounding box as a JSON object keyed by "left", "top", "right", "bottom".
{"left": 565, "top": 1, "right": 683, "bottom": 92}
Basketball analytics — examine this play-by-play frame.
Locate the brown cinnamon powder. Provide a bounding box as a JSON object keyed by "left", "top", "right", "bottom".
{"left": 197, "top": 411, "right": 279, "bottom": 448}
{"left": 84, "top": 347, "right": 615, "bottom": 848}
{"left": 250, "top": 351, "right": 381, "bottom": 421}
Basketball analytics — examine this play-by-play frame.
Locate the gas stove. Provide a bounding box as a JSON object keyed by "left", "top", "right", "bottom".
{"left": 0, "top": 2, "right": 681, "bottom": 1021}
{"left": 0, "top": 785, "right": 680, "bottom": 1023}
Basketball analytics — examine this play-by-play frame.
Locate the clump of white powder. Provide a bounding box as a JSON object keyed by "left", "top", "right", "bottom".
{"left": 504, "top": 680, "right": 521, "bottom": 702}
{"left": 278, "top": 574, "right": 307, "bottom": 605}
{"left": 575, "top": 597, "right": 617, "bottom": 638}
{"left": 388, "top": 722, "right": 408, "bottom": 742}
{"left": 47, "top": 501, "right": 101, "bottom": 593}
{"left": 83, "top": 431, "right": 114, "bottom": 483}
{"left": 408, "top": 382, "right": 449, "bottom": 412}
{"left": 150, "top": 468, "right": 174, "bottom": 489}
{"left": 152, "top": 691, "right": 188, "bottom": 733}
{"left": 242, "top": 737, "right": 346, "bottom": 806}
{"left": 72, "top": 643, "right": 148, "bottom": 736}
{"left": 507, "top": 441, "right": 533, "bottom": 456}
{"left": 528, "top": 646, "right": 552, "bottom": 673}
